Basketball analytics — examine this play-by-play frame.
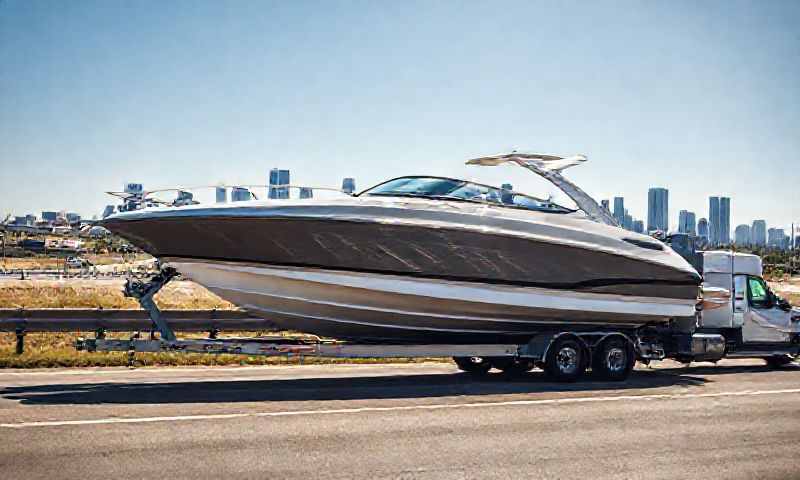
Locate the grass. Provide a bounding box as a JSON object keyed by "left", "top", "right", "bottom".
{"left": 0, "top": 278, "right": 236, "bottom": 309}
{"left": 0, "top": 278, "right": 448, "bottom": 368}
{"left": 1, "top": 253, "right": 151, "bottom": 271}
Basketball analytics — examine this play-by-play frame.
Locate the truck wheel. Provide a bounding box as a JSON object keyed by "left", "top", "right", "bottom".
{"left": 453, "top": 356, "right": 492, "bottom": 375}
{"left": 765, "top": 355, "right": 795, "bottom": 369}
{"left": 491, "top": 358, "right": 535, "bottom": 376}
{"left": 592, "top": 337, "right": 635, "bottom": 381}
{"left": 544, "top": 337, "right": 586, "bottom": 382}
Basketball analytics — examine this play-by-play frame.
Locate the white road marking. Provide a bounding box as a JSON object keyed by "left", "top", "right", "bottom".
{"left": 3, "top": 388, "right": 800, "bottom": 429}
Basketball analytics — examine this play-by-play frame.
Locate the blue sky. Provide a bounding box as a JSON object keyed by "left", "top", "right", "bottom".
{"left": 1, "top": 0, "right": 798, "bottom": 231}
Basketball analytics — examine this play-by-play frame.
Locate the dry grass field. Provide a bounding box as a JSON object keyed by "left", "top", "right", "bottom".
{"left": 0, "top": 278, "right": 236, "bottom": 309}
{"left": 1, "top": 253, "right": 150, "bottom": 271}
{"left": 0, "top": 278, "right": 444, "bottom": 367}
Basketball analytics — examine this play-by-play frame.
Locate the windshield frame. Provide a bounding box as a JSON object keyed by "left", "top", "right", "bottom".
{"left": 356, "top": 175, "right": 576, "bottom": 214}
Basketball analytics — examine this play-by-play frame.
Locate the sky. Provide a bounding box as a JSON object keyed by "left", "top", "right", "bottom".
{"left": 0, "top": 0, "right": 798, "bottom": 232}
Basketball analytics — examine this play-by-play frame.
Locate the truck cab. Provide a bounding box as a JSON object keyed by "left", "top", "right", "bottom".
{"left": 695, "top": 251, "right": 800, "bottom": 363}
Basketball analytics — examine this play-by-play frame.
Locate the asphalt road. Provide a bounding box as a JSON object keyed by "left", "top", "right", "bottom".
{"left": 1, "top": 360, "right": 799, "bottom": 479}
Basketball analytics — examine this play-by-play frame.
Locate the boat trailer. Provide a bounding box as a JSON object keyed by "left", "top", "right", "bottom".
{"left": 76, "top": 267, "right": 664, "bottom": 382}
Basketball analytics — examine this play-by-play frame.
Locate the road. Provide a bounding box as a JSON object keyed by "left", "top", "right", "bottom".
{"left": 0, "top": 360, "right": 799, "bottom": 479}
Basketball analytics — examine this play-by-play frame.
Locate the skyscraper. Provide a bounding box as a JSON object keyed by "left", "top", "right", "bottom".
{"left": 231, "top": 187, "right": 252, "bottom": 202}
{"left": 613, "top": 197, "right": 625, "bottom": 226}
{"left": 709, "top": 197, "right": 720, "bottom": 245}
{"left": 623, "top": 210, "right": 633, "bottom": 230}
{"left": 647, "top": 188, "right": 669, "bottom": 232}
{"left": 215, "top": 186, "right": 227, "bottom": 203}
{"left": 751, "top": 220, "right": 767, "bottom": 247}
{"left": 299, "top": 187, "right": 313, "bottom": 199}
{"left": 678, "top": 210, "right": 697, "bottom": 236}
{"left": 268, "top": 169, "right": 290, "bottom": 199}
{"left": 501, "top": 183, "right": 514, "bottom": 204}
{"left": 633, "top": 220, "right": 644, "bottom": 234}
{"left": 697, "top": 218, "right": 709, "bottom": 241}
{"left": 719, "top": 197, "right": 731, "bottom": 245}
{"left": 768, "top": 228, "right": 786, "bottom": 249}
{"left": 342, "top": 177, "right": 356, "bottom": 195}
{"left": 734, "top": 224, "right": 751, "bottom": 246}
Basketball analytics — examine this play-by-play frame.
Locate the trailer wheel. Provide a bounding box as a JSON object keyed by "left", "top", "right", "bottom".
{"left": 453, "top": 356, "right": 492, "bottom": 375}
{"left": 765, "top": 355, "right": 795, "bottom": 369}
{"left": 592, "top": 337, "right": 635, "bottom": 381}
{"left": 544, "top": 337, "right": 586, "bottom": 382}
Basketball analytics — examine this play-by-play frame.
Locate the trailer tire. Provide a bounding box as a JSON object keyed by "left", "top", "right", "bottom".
{"left": 592, "top": 337, "right": 635, "bottom": 381}
{"left": 453, "top": 356, "right": 492, "bottom": 375}
{"left": 544, "top": 337, "right": 586, "bottom": 382}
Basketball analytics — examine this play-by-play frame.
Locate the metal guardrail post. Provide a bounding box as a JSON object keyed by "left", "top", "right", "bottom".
{"left": 15, "top": 327, "right": 25, "bottom": 355}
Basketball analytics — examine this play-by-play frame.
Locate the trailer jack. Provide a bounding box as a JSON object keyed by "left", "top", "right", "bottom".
{"left": 123, "top": 266, "right": 179, "bottom": 342}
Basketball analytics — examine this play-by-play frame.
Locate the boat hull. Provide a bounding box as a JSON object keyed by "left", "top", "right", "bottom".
{"left": 168, "top": 259, "right": 698, "bottom": 343}
{"left": 103, "top": 201, "right": 701, "bottom": 301}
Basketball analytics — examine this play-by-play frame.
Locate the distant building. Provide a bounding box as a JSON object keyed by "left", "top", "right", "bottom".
{"left": 678, "top": 210, "right": 697, "bottom": 236}
{"left": 768, "top": 228, "right": 788, "bottom": 249}
{"left": 215, "top": 186, "right": 227, "bottom": 203}
{"left": 342, "top": 177, "right": 356, "bottom": 195}
{"left": 66, "top": 212, "right": 81, "bottom": 223}
{"left": 13, "top": 216, "right": 27, "bottom": 225}
{"left": 231, "top": 187, "right": 253, "bottom": 202}
{"left": 709, "top": 197, "right": 720, "bottom": 245}
{"left": 720, "top": 197, "right": 731, "bottom": 245}
{"left": 600, "top": 199, "right": 610, "bottom": 213}
{"left": 124, "top": 183, "right": 144, "bottom": 195}
{"left": 501, "top": 183, "right": 514, "bottom": 204}
{"left": 613, "top": 197, "right": 625, "bottom": 226}
{"left": 633, "top": 220, "right": 644, "bottom": 234}
{"left": 101, "top": 205, "right": 116, "bottom": 219}
{"left": 751, "top": 220, "right": 767, "bottom": 247}
{"left": 299, "top": 187, "right": 314, "bottom": 199}
{"left": 623, "top": 210, "right": 633, "bottom": 230}
{"left": 647, "top": 188, "right": 669, "bottom": 232}
{"left": 697, "top": 218, "right": 709, "bottom": 241}
{"left": 268, "top": 169, "right": 290, "bottom": 199}
{"left": 41, "top": 211, "right": 58, "bottom": 223}
{"left": 734, "top": 224, "right": 751, "bottom": 246}
{"left": 24, "top": 214, "right": 36, "bottom": 226}
{"left": 708, "top": 196, "right": 731, "bottom": 246}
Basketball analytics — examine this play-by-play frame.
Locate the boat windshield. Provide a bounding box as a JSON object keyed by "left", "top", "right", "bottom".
{"left": 360, "top": 176, "right": 573, "bottom": 213}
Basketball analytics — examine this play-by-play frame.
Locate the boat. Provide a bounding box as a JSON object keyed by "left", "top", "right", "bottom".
{"left": 101, "top": 153, "right": 702, "bottom": 343}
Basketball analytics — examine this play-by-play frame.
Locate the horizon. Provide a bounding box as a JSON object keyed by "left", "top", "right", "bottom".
{"left": 1, "top": 1, "right": 798, "bottom": 233}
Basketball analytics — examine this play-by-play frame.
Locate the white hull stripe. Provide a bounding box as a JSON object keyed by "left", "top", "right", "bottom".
{"left": 173, "top": 261, "right": 697, "bottom": 318}
{"left": 3, "top": 388, "right": 798, "bottom": 429}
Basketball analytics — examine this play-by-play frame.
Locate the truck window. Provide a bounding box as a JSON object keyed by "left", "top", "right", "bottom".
{"left": 747, "top": 276, "right": 769, "bottom": 309}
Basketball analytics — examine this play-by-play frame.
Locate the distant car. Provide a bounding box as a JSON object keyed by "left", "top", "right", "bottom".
{"left": 119, "top": 244, "right": 136, "bottom": 253}
{"left": 65, "top": 256, "right": 92, "bottom": 268}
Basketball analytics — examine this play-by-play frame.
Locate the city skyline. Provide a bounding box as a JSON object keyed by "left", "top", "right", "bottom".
{"left": 8, "top": 167, "right": 798, "bottom": 248}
